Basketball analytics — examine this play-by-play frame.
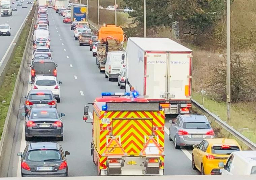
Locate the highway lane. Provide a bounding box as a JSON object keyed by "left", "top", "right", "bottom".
{"left": 0, "top": 4, "right": 33, "bottom": 66}
{"left": 7, "top": 8, "right": 199, "bottom": 177}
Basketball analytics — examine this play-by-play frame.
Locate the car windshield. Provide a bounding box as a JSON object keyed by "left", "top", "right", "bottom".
{"left": 29, "top": 94, "right": 52, "bottom": 100}
{"left": 2, "top": 5, "right": 10, "bottom": 9}
{"left": 27, "top": 150, "right": 61, "bottom": 162}
{"left": 30, "top": 110, "right": 58, "bottom": 119}
{"left": 183, "top": 122, "right": 211, "bottom": 129}
{"left": 211, "top": 146, "right": 240, "bottom": 155}
{"left": 0, "top": 26, "right": 9, "bottom": 29}
{"left": 36, "top": 80, "right": 56, "bottom": 86}
{"left": 251, "top": 166, "right": 256, "bottom": 175}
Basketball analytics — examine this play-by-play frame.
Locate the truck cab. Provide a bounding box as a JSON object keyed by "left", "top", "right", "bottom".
{"left": 1, "top": 1, "right": 12, "bottom": 16}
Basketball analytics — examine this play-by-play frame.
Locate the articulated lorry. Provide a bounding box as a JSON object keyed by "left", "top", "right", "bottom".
{"left": 71, "top": 4, "right": 87, "bottom": 22}
{"left": 83, "top": 92, "right": 165, "bottom": 175}
{"left": 125, "top": 37, "right": 193, "bottom": 115}
{"left": 1, "top": 0, "right": 12, "bottom": 16}
{"left": 96, "top": 25, "right": 124, "bottom": 72}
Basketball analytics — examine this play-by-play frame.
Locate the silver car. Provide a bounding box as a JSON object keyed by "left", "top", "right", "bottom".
{"left": 117, "top": 68, "right": 126, "bottom": 89}
{"left": 169, "top": 114, "right": 214, "bottom": 149}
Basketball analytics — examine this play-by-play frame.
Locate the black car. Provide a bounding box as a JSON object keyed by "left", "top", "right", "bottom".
{"left": 89, "top": 36, "right": 98, "bottom": 51}
{"left": 24, "top": 90, "right": 57, "bottom": 118}
{"left": 17, "top": 142, "right": 70, "bottom": 177}
{"left": 25, "top": 108, "right": 65, "bottom": 141}
{"left": 30, "top": 59, "right": 57, "bottom": 82}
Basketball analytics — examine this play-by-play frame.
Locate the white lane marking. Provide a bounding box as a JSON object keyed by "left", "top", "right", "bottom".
{"left": 59, "top": 34, "right": 60, "bottom": 36}
{"left": 80, "top": 91, "right": 84, "bottom": 96}
{"left": 67, "top": 56, "right": 69, "bottom": 58}
{"left": 57, "top": 30, "right": 58, "bottom": 33}
{"left": 0, "top": 5, "right": 33, "bottom": 66}
{"left": 64, "top": 49, "right": 66, "bottom": 51}
{"left": 89, "top": 112, "right": 93, "bottom": 119}
{"left": 164, "top": 126, "right": 192, "bottom": 161}
{"left": 70, "top": 64, "right": 73, "bottom": 67}
{"left": 56, "top": 27, "right": 57, "bottom": 29}
{"left": 60, "top": 38, "right": 62, "bottom": 40}
{"left": 74, "top": 75, "right": 77, "bottom": 79}
{"left": 62, "top": 43, "right": 64, "bottom": 45}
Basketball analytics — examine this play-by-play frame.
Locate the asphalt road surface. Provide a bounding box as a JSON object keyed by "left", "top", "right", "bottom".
{"left": 7, "top": 8, "right": 199, "bottom": 177}
{"left": 0, "top": 3, "right": 33, "bottom": 67}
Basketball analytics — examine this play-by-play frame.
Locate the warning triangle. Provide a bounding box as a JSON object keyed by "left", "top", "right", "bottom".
{"left": 103, "top": 138, "right": 126, "bottom": 156}
{"left": 141, "top": 138, "right": 163, "bottom": 156}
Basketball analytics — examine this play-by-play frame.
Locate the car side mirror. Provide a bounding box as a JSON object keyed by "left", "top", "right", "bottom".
{"left": 59, "top": 81, "right": 62, "bottom": 84}
{"left": 17, "top": 152, "right": 22, "bottom": 157}
{"left": 60, "top": 113, "right": 65, "bottom": 117}
{"left": 55, "top": 64, "right": 58, "bottom": 67}
{"left": 218, "top": 162, "right": 225, "bottom": 169}
{"left": 83, "top": 105, "right": 89, "bottom": 121}
{"left": 64, "top": 151, "right": 70, "bottom": 156}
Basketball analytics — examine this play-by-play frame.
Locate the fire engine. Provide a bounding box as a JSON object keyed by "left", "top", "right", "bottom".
{"left": 83, "top": 92, "right": 165, "bottom": 175}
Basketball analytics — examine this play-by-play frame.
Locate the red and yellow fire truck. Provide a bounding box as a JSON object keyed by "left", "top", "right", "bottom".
{"left": 83, "top": 92, "right": 165, "bottom": 175}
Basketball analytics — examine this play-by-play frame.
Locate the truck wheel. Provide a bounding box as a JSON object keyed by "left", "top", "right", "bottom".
{"left": 79, "top": 43, "right": 82, "bottom": 46}
{"left": 108, "top": 77, "right": 112, "bottom": 82}
{"left": 57, "top": 136, "right": 63, "bottom": 141}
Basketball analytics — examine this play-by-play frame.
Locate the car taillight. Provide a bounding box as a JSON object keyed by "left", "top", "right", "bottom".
{"left": 59, "top": 161, "right": 67, "bottom": 170}
{"left": 31, "top": 69, "right": 35, "bottom": 76}
{"left": 206, "top": 155, "right": 215, "bottom": 160}
{"left": 109, "top": 65, "right": 111, "bottom": 73}
{"left": 89, "top": 40, "right": 92, "bottom": 44}
{"left": 21, "top": 162, "right": 30, "bottom": 171}
{"left": 93, "top": 46, "right": 96, "bottom": 49}
{"left": 178, "top": 130, "right": 189, "bottom": 135}
{"left": 25, "top": 101, "right": 33, "bottom": 105}
{"left": 222, "top": 145, "right": 230, "bottom": 148}
{"left": 121, "top": 77, "right": 124, "bottom": 81}
{"left": 54, "top": 121, "right": 62, "bottom": 127}
{"left": 206, "top": 130, "right": 214, "bottom": 135}
{"left": 53, "top": 69, "right": 57, "bottom": 76}
{"left": 26, "top": 121, "right": 36, "bottom": 127}
{"left": 48, "top": 53, "right": 51, "bottom": 57}
{"left": 180, "top": 107, "right": 189, "bottom": 112}
{"left": 33, "top": 85, "right": 38, "bottom": 89}
{"left": 54, "top": 85, "right": 59, "bottom": 89}
{"left": 48, "top": 101, "right": 56, "bottom": 105}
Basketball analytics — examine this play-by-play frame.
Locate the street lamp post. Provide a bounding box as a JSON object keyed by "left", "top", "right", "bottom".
{"left": 226, "top": 0, "right": 231, "bottom": 122}
{"left": 114, "top": 0, "right": 117, "bottom": 25}
{"left": 144, "top": 0, "right": 146, "bottom": 37}
{"left": 97, "top": 0, "right": 99, "bottom": 25}
{"left": 86, "top": 0, "right": 88, "bottom": 21}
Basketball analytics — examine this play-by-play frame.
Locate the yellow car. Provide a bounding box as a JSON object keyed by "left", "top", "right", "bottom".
{"left": 192, "top": 138, "right": 241, "bottom": 175}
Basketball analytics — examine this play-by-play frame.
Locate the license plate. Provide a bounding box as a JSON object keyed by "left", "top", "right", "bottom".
{"left": 36, "top": 104, "right": 47, "bottom": 107}
{"left": 37, "top": 167, "right": 53, "bottom": 171}
{"left": 127, "top": 160, "right": 137, "bottom": 165}
{"left": 39, "top": 124, "right": 50, "bottom": 128}
{"left": 192, "top": 135, "right": 203, "bottom": 138}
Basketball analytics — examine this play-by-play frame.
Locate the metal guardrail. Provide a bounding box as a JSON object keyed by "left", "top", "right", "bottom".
{"left": 88, "top": 20, "right": 256, "bottom": 150}
{"left": 192, "top": 99, "right": 256, "bottom": 150}
{"left": 0, "top": 4, "right": 36, "bottom": 177}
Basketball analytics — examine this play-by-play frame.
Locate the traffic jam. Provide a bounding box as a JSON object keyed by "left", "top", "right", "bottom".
{"left": 16, "top": 2, "right": 256, "bottom": 177}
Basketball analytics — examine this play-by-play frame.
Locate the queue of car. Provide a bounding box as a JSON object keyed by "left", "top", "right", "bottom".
{"left": 17, "top": 6, "right": 70, "bottom": 177}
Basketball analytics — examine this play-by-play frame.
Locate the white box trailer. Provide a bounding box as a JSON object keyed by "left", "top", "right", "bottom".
{"left": 125, "top": 37, "right": 193, "bottom": 114}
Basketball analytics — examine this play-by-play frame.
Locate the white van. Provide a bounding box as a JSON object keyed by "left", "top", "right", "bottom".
{"left": 105, "top": 51, "right": 125, "bottom": 81}
{"left": 219, "top": 151, "right": 256, "bottom": 175}
{"left": 33, "top": 29, "right": 50, "bottom": 41}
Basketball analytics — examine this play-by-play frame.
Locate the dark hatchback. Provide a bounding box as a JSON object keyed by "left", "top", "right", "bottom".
{"left": 30, "top": 59, "right": 57, "bottom": 82}
{"left": 24, "top": 90, "right": 57, "bottom": 118}
{"left": 18, "top": 142, "right": 70, "bottom": 177}
{"left": 25, "top": 108, "right": 65, "bottom": 141}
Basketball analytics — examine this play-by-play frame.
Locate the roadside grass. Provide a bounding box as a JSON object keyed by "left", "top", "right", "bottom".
{"left": 192, "top": 92, "right": 256, "bottom": 150}
{"left": 0, "top": 6, "right": 34, "bottom": 139}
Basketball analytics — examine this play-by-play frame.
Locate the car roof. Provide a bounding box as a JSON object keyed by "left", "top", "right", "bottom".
{"left": 29, "top": 89, "right": 53, "bottom": 94}
{"left": 179, "top": 114, "right": 208, "bottom": 122}
{"left": 31, "top": 107, "right": 58, "bottom": 113}
{"left": 206, "top": 138, "right": 240, "bottom": 146}
{"left": 35, "top": 76, "right": 57, "bottom": 81}
{"left": 0, "top": 24, "right": 10, "bottom": 27}
{"left": 28, "top": 142, "right": 59, "bottom": 151}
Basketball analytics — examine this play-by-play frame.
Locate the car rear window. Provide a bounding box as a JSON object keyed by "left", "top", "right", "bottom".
{"left": 251, "top": 166, "right": 256, "bottom": 174}
{"left": 36, "top": 80, "right": 56, "bottom": 86}
{"left": 92, "top": 36, "right": 98, "bottom": 41}
{"left": 27, "top": 150, "right": 61, "bottom": 162}
{"left": 36, "top": 49, "right": 49, "bottom": 52}
{"left": 31, "top": 111, "right": 58, "bottom": 119}
{"left": 36, "top": 42, "right": 47, "bottom": 46}
{"left": 29, "top": 94, "right": 52, "bottom": 100}
{"left": 33, "top": 62, "right": 55, "bottom": 74}
{"left": 183, "top": 122, "right": 211, "bottom": 129}
{"left": 211, "top": 146, "right": 240, "bottom": 155}
{"left": 34, "top": 55, "right": 49, "bottom": 60}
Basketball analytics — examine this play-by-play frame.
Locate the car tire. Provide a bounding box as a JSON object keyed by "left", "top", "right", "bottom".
{"left": 120, "top": 85, "right": 123, "bottom": 89}
{"left": 118, "top": 81, "right": 120, "bottom": 86}
{"left": 57, "top": 136, "right": 63, "bottom": 141}
{"left": 25, "top": 136, "right": 31, "bottom": 141}
{"left": 192, "top": 155, "right": 197, "bottom": 170}
{"left": 201, "top": 164, "right": 205, "bottom": 175}
{"left": 8, "top": 33, "right": 11, "bottom": 36}
{"left": 108, "top": 77, "right": 112, "bottom": 81}
{"left": 169, "top": 134, "right": 172, "bottom": 141}
{"left": 57, "top": 98, "right": 60, "bottom": 103}
{"left": 79, "top": 43, "right": 82, "bottom": 46}
{"left": 90, "top": 48, "right": 92, "bottom": 51}
{"left": 105, "top": 74, "right": 108, "bottom": 78}
{"left": 174, "top": 136, "right": 180, "bottom": 149}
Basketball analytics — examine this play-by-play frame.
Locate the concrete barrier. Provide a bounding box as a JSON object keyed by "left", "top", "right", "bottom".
{"left": 0, "top": 4, "right": 36, "bottom": 177}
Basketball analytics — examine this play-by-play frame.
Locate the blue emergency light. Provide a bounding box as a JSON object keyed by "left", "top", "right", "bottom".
{"left": 101, "top": 92, "right": 131, "bottom": 96}
{"left": 102, "top": 105, "right": 107, "bottom": 111}
{"left": 132, "top": 90, "right": 139, "bottom": 98}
